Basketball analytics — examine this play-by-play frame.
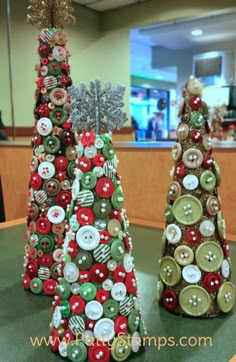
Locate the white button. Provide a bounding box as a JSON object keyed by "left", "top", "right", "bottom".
{"left": 183, "top": 175, "right": 199, "bottom": 190}
{"left": 53, "top": 248, "right": 64, "bottom": 262}
{"left": 47, "top": 206, "right": 65, "bottom": 224}
{"left": 93, "top": 166, "right": 104, "bottom": 177}
{"left": 221, "top": 259, "right": 230, "bottom": 278}
{"left": 38, "top": 161, "right": 55, "bottom": 179}
{"left": 81, "top": 330, "right": 94, "bottom": 346}
{"left": 111, "top": 282, "right": 127, "bottom": 301}
{"left": 40, "top": 65, "right": 48, "bottom": 77}
{"left": 72, "top": 178, "right": 80, "bottom": 200}
{"left": 107, "top": 259, "right": 117, "bottom": 271}
{"left": 182, "top": 265, "right": 202, "bottom": 283}
{"left": 74, "top": 168, "right": 84, "bottom": 180}
{"left": 71, "top": 282, "right": 80, "bottom": 294}
{"left": 70, "top": 215, "right": 80, "bottom": 232}
{"left": 84, "top": 145, "right": 97, "bottom": 158}
{"left": 58, "top": 342, "right": 68, "bottom": 357}
{"left": 123, "top": 253, "right": 134, "bottom": 273}
{"left": 131, "top": 331, "right": 140, "bottom": 352}
{"left": 63, "top": 262, "right": 79, "bottom": 283}
{"left": 76, "top": 226, "right": 100, "bottom": 250}
{"left": 53, "top": 306, "right": 61, "bottom": 328}
{"left": 94, "top": 318, "right": 115, "bottom": 342}
{"left": 75, "top": 143, "right": 84, "bottom": 158}
{"left": 102, "top": 279, "right": 113, "bottom": 291}
{"left": 199, "top": 220, "right": 215, "bottom": 237}
{"left": 85, "top": 301, "right": 103, "bottom": 320}
{"left": 53, "top": 46, "right": 67, "bottom": 61}
{"left": 94, "top": 137, "right": 104, "bottom": 149}
{"left": 103, "top": 160, "right": 116, "bottom": 178}
{"left": 166, "top": 224, "right": 182, "bottom": 244}
{"left": 37, "top": 117, "right": 52, "bottom": 136}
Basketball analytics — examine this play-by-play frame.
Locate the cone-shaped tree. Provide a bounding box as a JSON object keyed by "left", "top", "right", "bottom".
{"left": 22, "top": 0, "right": 78, "bottom": 295}
{"left": 48, "top": 79, "right": 146, "bottom": 360}
{"left": 157, "top": 75, "right": 235, "bottom": 317}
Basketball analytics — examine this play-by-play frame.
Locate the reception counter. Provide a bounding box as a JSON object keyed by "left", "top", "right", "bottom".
{"left": 1, "top": 140, "right": 236, "bottom": 240}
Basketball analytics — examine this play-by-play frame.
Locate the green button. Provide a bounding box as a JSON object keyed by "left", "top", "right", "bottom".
{"left": 102, "top": 143, "right": 115, "bottom": 160}
{"left": 200, "top": 170, "right": 216, "bottom": 191}
{"left": 128, "top": 309, "right": 140, "bottom": 332}
{"left": 179, "top": 285, "right": 211, "bottom": 316}
{"left": 217, "top": 282, "right": 235, "bottom": 313}
{"left": 217, "top": 211, "right": 226, "bottom": 239}
{"left": 93, "top": 199, "right": 112, "bottom": 218}
{"left": 93, "top": 244, "right": 111, "bottom": 263}
{"left": 157, "top": 278, "right": 164, "bottom": 302}
{"left": 81, "top": 172, "right": 97, "bottom": 189}
{"left": 212, "top": 160, "right": 221, "bottom": 187}
{"left": 190, "top": 112, "right": 205, "bottom": 128}
{"left": 67, "top": 341, "right": 87, "bottom": 362}
{"left": 79, "top": 282, "right": 97, "bottom": 301}
{"left": 111, "top": 335, "right": 131, "bottom": 361}
{"left": 195, "top": 241, "right": 224, "bottom": 272}
{"left": 111, "top": 187, "right": 124, "bottom": 210}
{"left": 173, "top": 195, "right": 203, "bottom": 225}
{"left": 60, "top": 300, "right": 70, "bottom": 318}
{"left": 76, "top": 190, "right": 94, "bottom": 207}
{"left": 165, "top": 205, "right": 175, "bottom": 223}
{"left": 70, "top": 214, "right": 80, "bottom": 232}
{"left": 138, "top": 320, "right": 145, "bottom": 338}
{"left": 159, "top": 256, "right": 181, "bottom": 286}
{"left": 43, "top": 136, "right": 61, "bottom": 154}
{"left": 30, "top": 278, "right": 43, "bottom": 294}
{"left": 48, "top": 60, "right": 61, "bottom": 76}
{"left": 100, "top": 134, "right": 111, "bottom": 143}
{"left": 67, "top": 161, "right": 77, "bottom": 179}
{"left": 50, "top": 107, "right": 67, "bottom": 126}
{"left": 38, "top": 235, "right": 55, "bottom": 253}
{"left": 66, "top": 200, "right": 74, "bottom": 220}
{"left": 111, "top": 239, "right": 125, "bottom": 262}
{"left": 74, "top": 250, "right": 93, "bottom": 270}
{"left": 57, "top": 278, "right": 71, "bottom": 299}
{"left": 103, "top": 299, "right": 119, "bottom": 319}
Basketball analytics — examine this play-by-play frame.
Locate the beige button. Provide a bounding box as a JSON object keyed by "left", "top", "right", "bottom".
{"left": 217, "top": 282, "right": 235, "bottom": 313}
{"left": 30, "top": 156, "right": 38, "bottom": 172}
{"left": 108, "top": 219, "right": 121, "bottom": 236}
{"left": 172, "top": 143, "right": 182, "bottom": 161}
{"left": 195, "top": 241, "right": 224, "bottom": 272}
{"left": 202, "top": 134, "right": 212, "bottom": 151}
{"left": 167, "top": 181, "right": 181, "bottom": 201}
{"left": 174, "top": 245, "right": 194, "bottom": 266}
{"left": 206, "top": 196, "right": 220, "bottom": 216}
{"left": 217, "top": 211, "right": 226, "bottom": 239}
{"left": 176, "top": 123, "right": 189, "bottom": 141}
{"left": 179, "top": 285, "right": 211, "bottom": 317}
{"left": 182, "top": 148, "right": 203, "bottom": 169}
{"left": 159, "top": 256, "right": 181, "bottom": 286}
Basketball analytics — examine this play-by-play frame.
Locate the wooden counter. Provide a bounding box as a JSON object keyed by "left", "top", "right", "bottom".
{"left": 0, "top": 141, "right": 236, "bottom": 240}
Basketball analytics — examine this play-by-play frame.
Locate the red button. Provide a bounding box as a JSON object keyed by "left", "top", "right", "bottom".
{"left": 69, "top": 295, "right": 85, "bottom": 314}
{"left": 174, "top": 163, "right": 186, "bottom": 178}
{"left": 55, "top": 170, "right": 67, "bottom": 181}
{"left": 110, "top": 209, "right": 123, "bottom": 222}
{"left": 203, "top": 272, "right": 222, "bottom": 293}
{"left": 88, "top": 342, "right": 111, "bottom": 362}
{"left": 163, "top": 289, "right": 178, "bottom": 311}
{"left": 22, "top": 274, "right": 31, "bottom": 289}
{"left": 26, "top": 261, "right": 38, "bottom": 278}
{"left": 50, "top": 328, "right": 59, "bottom": 352}
{"left": 30, "top": 172, "right": 42, "bottom": 190}
{"left": 40, "top": 253, "right": 54, "bottom": 267}
{"left": 203, "top": 155, "right": 213, "bottom": 169}
{"left": 53, "top": 296, "right": 62, "bottom": 308}
{"left": 60, "top": 317, "right": 68, "bottom": 329}
{"left": 114, "top": 315, "right": 128, "bottom": 334}
{"left": 78, "top": 157, "right": 92, "bottom": 172}
{"left": 190, "top": 130, "right": 202, "bottom": 143}
{"left": 113, "top": 266, "right": 126, "bottom": 283}
{"left": 93, "top": 154, "right": 106, "bottom": 166}
{"left": 222, "top": 240, "right": 230, "bottom": 258}
{"left": 68, "top": 240, "right": 79, "bottom": 258}
{"left": 125, "top": 270, "right": 137, "bottom": 294}
{"left": 99, "top": 230, "right": 110, "bottom": 244}
{"left": 63, "top": 329, "right": 74, "bottom": 343}
{"left": 43, "top": 278, "right": 57, "bottom": 295}
{"left": 184, "top": 228, "right": 201, "bottom": 245}
{"left": 189, "top": 96, "right": 203, "bottom": 110}
{"left": 85, "top": 319, "right": 95, "bottom": 331}
{"left": 76, "top": 208, "right": 94, "bottom": 225}
{"left": 36, "top": 217, "right": 51, "bottom": 234}
{"left": 56, "top": 190, "right": 72, "bottom": 208}
{"left": 32, "top": 133, "right": 42, "bottom": 147}
{"left": 54, "top": 156, "right": 68, "bottom": 170}
{"left": 95, "top": 178, "right": 115, "bottom": 198}
{"left": 90, "top": 263, "right": 109, "bottom": 283}
{"left": 78, "top": 270, "right": 91, "bottom": 283}
{"left": 61, "top": 129, "right": 74, "bottom": 145}
{"left": 96, "top": 289, "right": 109, "bottom": 303}
{"left": 123, "top": 232, "right": 132, "bottom": 252}
{"left": 81, "top": 131, "right": 96, "bottom": 146}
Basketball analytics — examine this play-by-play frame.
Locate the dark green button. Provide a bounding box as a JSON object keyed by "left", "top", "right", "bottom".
{"left": 165, "top": 205, "right": 175, "bottom": 223}
{"left": 79, "top": 282, "right": 97, "bottom": 301}
{"left": 102, "top": 143, "right": 115, "bottom": 160}
{"left": 67, "top": 341, "right": 87, "bottom": 362}
{"left": 111, "top": 239, "right": 125, "bottom": 262}
{"left": 60, "top": 300, "right": 70, "bottom": 318}
{"left": 103, "top": 299, "right": 119, "bottom": 319}
{"left": 30, "top": 278, "right": 43, "bottom": 294}
{"left": 57, "top": 278, "right": 71, "bottom": 299}
{"left": 67, "top": 161, "right": 77, "bottom": 179}
{"left": 190, "top": 112, "right": 205, "bottom": 128}
{"left": 111, "top": 187, "right": 124, "bottom": 210}
{"left": 100, "top": 134, "right": 111, "bottom": 143}
{"left": 43, "top": 136, "right": 61, "bottom": 154}
{"left": 74, "top": 250, "right": 93, "bottom": 270}
{"left": 93, "top": 199, "right": 112, "bottom": 218}
{"left": 81, "top": 172, "right": 97, "bottom": 189}
{"left": 128, "top": 309, "right": 140, "bottom": 332}
{"left": 200, "top": 170, "right": 216, "bottom": 191}
{"left": 93, "top": 244, "right": 111, "bottom": 263}
{"left": 38, "top": 235, "right": 55, "bottom": 253}
{"left": 48, "top": 60, "right": 61, "bottom": 75}
{"left": 50, "top": 107, "right": 67, "bottom": 126}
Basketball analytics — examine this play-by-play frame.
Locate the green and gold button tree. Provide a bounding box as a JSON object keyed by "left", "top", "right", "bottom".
{"left": 48, "top": 79, "right": 146, "bottom": 361}
{"left": 22, "top": 0, "right": 78, "bottom": 295}
{"left": 157, "top": 75, "right": 235, "bottom": 317}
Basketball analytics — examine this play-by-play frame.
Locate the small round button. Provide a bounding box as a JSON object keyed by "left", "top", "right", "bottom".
{"left": 172, "top": 143, "right": 182, "bottom": 161}
{"left": 111, "top": 282, "right": 127, "bottom": 301}
{"left": 111, "top": 187, "right": 124, "bottom": 210}
{"left": 63, "top": 262, "right": 79, "bottom": 283}
{"left": 166, "top": 224, "right": 182, "bottom": 244}
{"left": 93, "top": 199, "right": 112, "bottom": 219}
{"left": 84, "top": 145, "right": 97, "bottom": 159}
{"left": 184, "top": 228, "right": 201, "bottom": 245}
{"left": 102, "top": 143, "right": 115, "bottom": 160}
{"left": 76, "top": 225, "right": 100, "bottom": 250}
{"left": 38, "top": 161, "right": 55, "bottom": 179}
{"left": 217, "top": 211, "right": 226, "bottom": 239}
{"left": 76, "top": 207, "right": 94, "bottom": 226}
{"left": 159, "top": 256, "right": 181, "bottom": 286}
{"left": 43, "top": 136, "right": 61, "bottom": 154}
{"left": 47, "top": 206, "right": 65, "bottom": 224}
{"left": 182, "top": 175, "right": 199, "bottom": 190}
{"left": 30, "top": 277, "right": 43, "bottom": 294}
{"left": 189, "top": 96, "right": 203, "bottom": 110}
{"left": 206, "top": 196, "right": 220, "bottom": 216}
{"left": 190, "top": 111, "right": 204, "bottom": 127}
{"left": 94, "top": 136, "right": 104, "bottom": 149}
{"left": 217, "top": 282, "right": 235, "bottom": 313}
{"left": 199, "top": 220, "right": 215, "bottom": 237}
{"left": 200, "top": 170, "right": 216, "bottom": 191}
{"left": 174, "top": 245, "right": 194, "bottom": 266}
{"left": 111, "top": 335, "right": 131, "bottom": 361}
{"left": 108, "top": 219, "right": 121, "bottom": 237}
{"left": 37, "top": 117, "right": 53, "bottom": 136}
{"left": 80, "top": 282, "right": 97, "bottom": 301}
{"left": 93, "top": 244, "right": 111, "bottom": 264}
{"left": 190, "top": 130, "right": 202, "bottom": 143}
{"left": 182, "top": 265, "right": 202, "bottom": 283}
{"left": 202, "top": 134, "right": 212, "bottom": 151}
{"left": 119, "top": 296, "right": 134, "bottom": 316}
{"left": 49, "top": 87, "right": 67, "bottom": 106}
{"left": 43, "top": 178, "right": 61, "bottom": 196}
{"left": 195, "top": 241, "right": 224, "bottom": 272}
{"left": 203, "top": 272, "right": 222, "bottom": 293}
{"left": 74, "top": 250, "right": 93, "bottom": 270}
{"left": 176, "top": 123, "right": 189, "bottom": 141}
{"left": 182, "top": 148, "right": 203, "bottom": 169}
{"left": 81, "top": 172, "right": 97, "bottom": 190}
{"left": 77, "top": 190, "right": 94, "bottom": 207}
{"left": 221, "top": 259, "right": 230, "bottom": 278}
{"left": 96, "top": 178, "right": 115, "bottom": 198}
{"left": 68, "top": 316, "right": 85, "bottom": 335}
{"left": 203, "top": 155, "right": 213, "bottom": 169}
{"left": 179, "top": 285, "right": 210, "bottom": 316}
{"left": 174, "top": 163, "right": 186, "bottom": 178}
{"left": 167, "top": 181, "right": 181, "bottom": 201}
{"left": 165, "top": 205, "right": 175, "bottom": 223}
{"left": 88, "top": 342, "right": 111, "bottom": 362}
{"left": 173, "top": 195, "right": 203, "bottom": 225}
{"left": 85, "top": 301, "right": 103, "bottom": 320}
{"left": 163, "top": 289, "right": 178, "bottom": 311}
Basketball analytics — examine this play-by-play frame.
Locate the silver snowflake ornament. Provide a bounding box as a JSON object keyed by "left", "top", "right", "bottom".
{"left": 68, "top": 78, "right": 127, "bottom": 134}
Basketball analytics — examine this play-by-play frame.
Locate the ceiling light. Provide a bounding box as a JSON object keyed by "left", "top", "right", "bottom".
{"left": 191, "top": 29, "right": 203, "bottom": 36}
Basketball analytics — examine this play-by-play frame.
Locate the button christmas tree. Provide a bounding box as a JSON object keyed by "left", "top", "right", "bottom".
{"left": 49, "top": 79, "right": 146, "bottom": 360}
{"left": 22, "top": 0, "right": 78, "bottom": 295}
{"left": 157, "top": 75, "right": 235, "bottom": 317}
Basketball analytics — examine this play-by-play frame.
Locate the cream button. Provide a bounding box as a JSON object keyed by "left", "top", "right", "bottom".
{"left": 199, "top": 220, "right": 215, "bottom": 237}
{"left": 172, "top": 143, "right": 182, "bottom": 161}
{"left": 182, "top": 148, "right": 203, "bottom": 169}
{"left": 167, "top": 181, "right": 181, "bottom": 201}
{"left": 166, "top": 224, "right": 182, "bottom": 244}
{"left": 176, "top": 123, "right": 189, "bottom": 141}
{"left": 202, "top": 134, "right": 212, "bottom": 151}
{"left": 174, "top": 245, "right": 194, "bottom": 266}
{"left": 183, "top": 175, "right": 199, "bottom": 190}
{"left": 182, "top": 265, "right": 202, "bottom": 283}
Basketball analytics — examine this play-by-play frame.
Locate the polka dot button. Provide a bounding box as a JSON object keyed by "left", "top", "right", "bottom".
{"left": 217, "top": 282, "right": 235, "bottom": 313}
{"left": 173, "top": 195, "right": 203, "bottom": 225}
{"left": 195, "top": 241, "right": 224, "bottom": 272}
{"left": 200, "top": 170, "right": 216, "bottom": 191}
{"left": 38, "top": 161, "right": 55, "bottom": 179}
{"left": 166, "top": 224, "right": 182, "bottom": 244}
{"left": 37, "top": 117, "right": 53, "bottom": 136}
{"left": 76, "top": 225, "right": 100, "bottom": 250}
{"left": 179, "top": 285, "right": 210, "bottom": 316}
{"left": 182, "top": 265, "right": 202, "bottom": 284}
{"left": 174, "top": 245, "right": 194, "bottom": 266}
{"left": 167, "top": 181, "right": 181, "bottom": 201}
{"left": 159, "top": 256, "right": 181, "bottom": 286}
{"left": 217, "top": 211, "right": 226, "bottom": 239}
{"left": 206, "top": 196, "right": 220, "bottom": 216}
{"left": 182, "top": 175, "right": 199, "bottom": 190}
{"left": 182, "top": 148, "right": 203, "bottom": 169}
{"left": 176, "top": 123, "right": 189, "bottom": 141}
{"left": 172, "top": 143, "right": 182, "bottom": 161}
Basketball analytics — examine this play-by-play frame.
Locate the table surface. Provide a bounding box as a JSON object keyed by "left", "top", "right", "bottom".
{"left": 1, "top": 224, "right": 236, "bottom": 362}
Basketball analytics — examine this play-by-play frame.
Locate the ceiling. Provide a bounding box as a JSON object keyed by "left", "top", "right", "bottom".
{"left": 73, "top": 0, "right": 148, "bottom": 12}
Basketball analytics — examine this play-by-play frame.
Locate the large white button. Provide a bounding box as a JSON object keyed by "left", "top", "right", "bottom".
{"left": 199, "top": 220, "right": 215, "bottom": 237}
{"left": 37, "top": 117, "right": 52, "bottom": 136}
{"left": 111, "top": 282, "right": 127, "bottom": 301}
{"left": 47, "top": 206, "right": 65, "bottom": 224}
{"left": 38, "top": 161, "right": 55, "bottom": 179}
{"left": 123, "top": 253, "right": 134, "bottom": 273}
{"left": 94, "top": 318, "right": 115, "bottom": 342}
{"left": 166, "top": 224, "right": 182, "bottom": 244}
{"left": 182, "top": 265, "right": 202, "bottom": 283}
{"left": 53, "top": 306, "right": 61, "bottom": 328}
{"left": 85, "top": 301, "right": 103, "bottom": 320}
{"left": 102, "top": 279, "right": 113, "bottom": 291}
{"left": 183, "top": 175, "right": 199, "bottom": 190}
{"left": 221, "top": 259, "right": 230, "bottom": 278}
{"left": 76, "top": 226, "right": 100, "bottom": 250}
{"left": 84, "top": 145, "right": 97, "bottom": 158}
{"left": 71, "top": 178, "right": 80, "bottom": 200}
{"left": 63, "top": 262, "right": 79, "bottom": 283}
